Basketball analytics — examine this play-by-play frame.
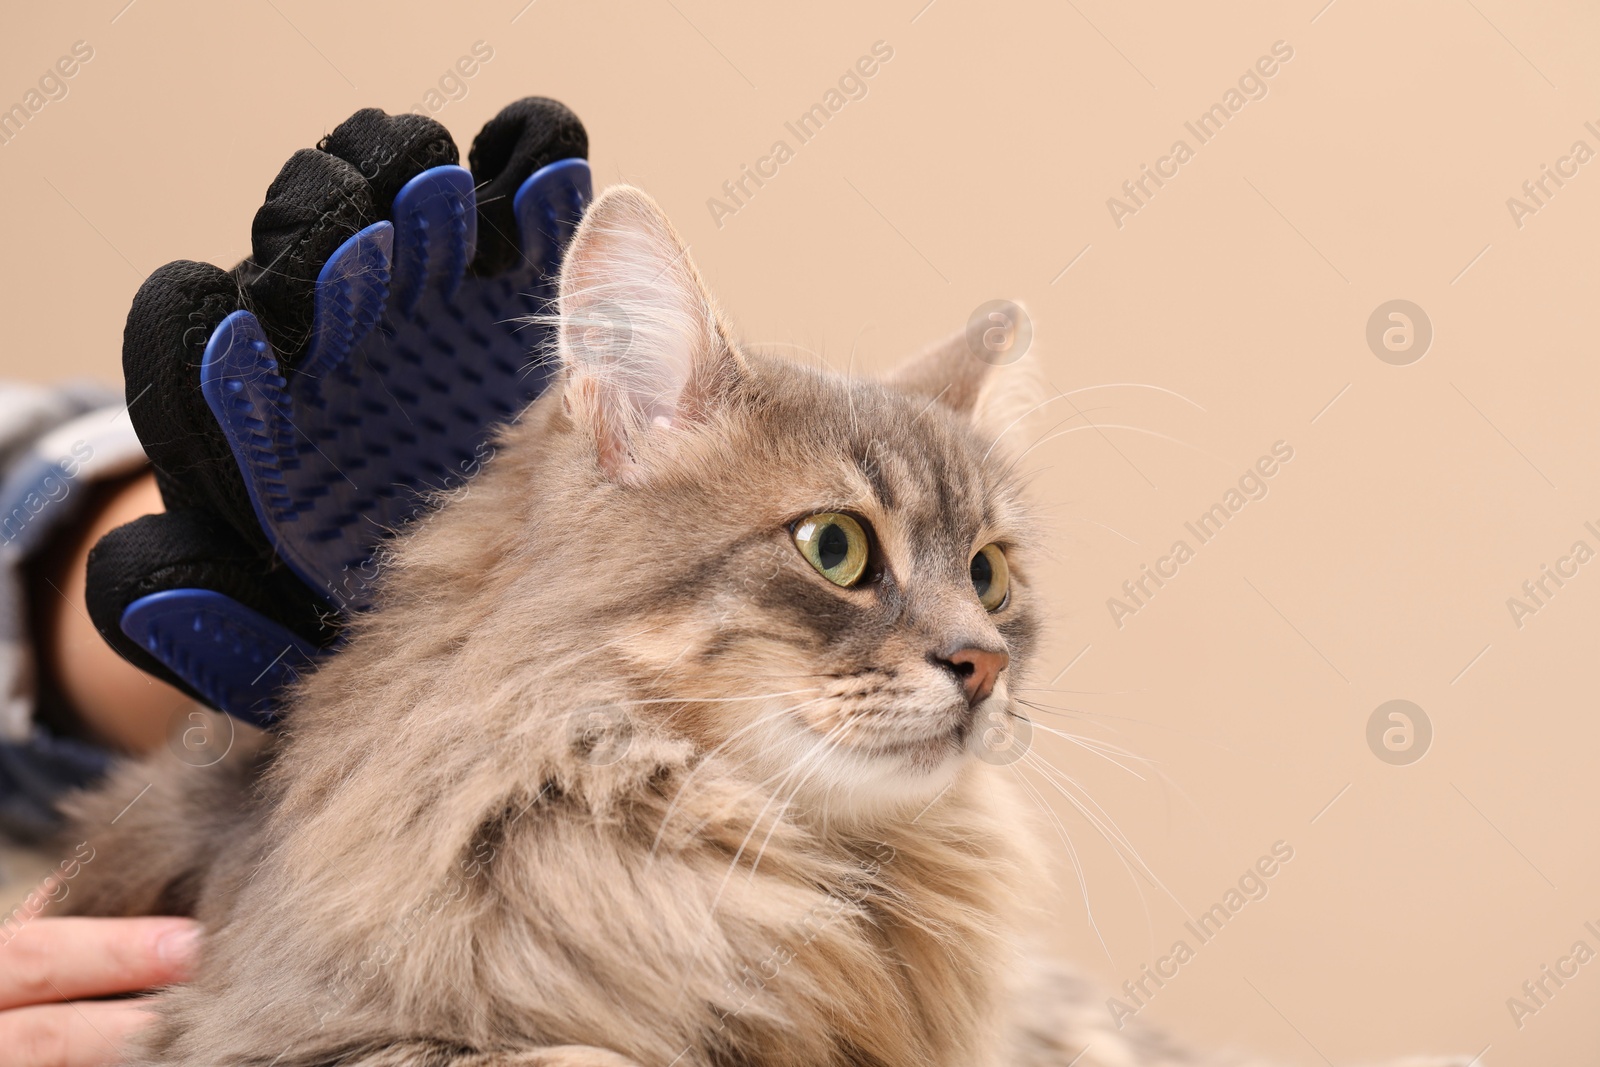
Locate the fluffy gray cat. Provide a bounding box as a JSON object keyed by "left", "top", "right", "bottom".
{"left": 61, "top": 186, "right": 1464, "bottom": 1067}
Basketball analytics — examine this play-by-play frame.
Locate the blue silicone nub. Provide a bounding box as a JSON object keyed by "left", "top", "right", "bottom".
{"left": 514, "top": 158, "right": 590, "bottom": 270}
{"left": 122, "top": 158, "right": 593, "bottom": 719}
{"left": 389, "top": 164, "right": 477, "bottom": 319}
{"left": 120, "top": 589, "right": 318, "bottom": 728}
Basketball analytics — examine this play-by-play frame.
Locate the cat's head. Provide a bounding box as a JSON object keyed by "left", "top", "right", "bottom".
{"left": 515, "top": 186, "right": 1039, "bottom": 819}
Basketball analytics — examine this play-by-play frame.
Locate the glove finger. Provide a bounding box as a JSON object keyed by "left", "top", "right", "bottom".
{"left": 315, "top": 107, "right": 460, "bottom": 219}
{"left": 238, "top": 148, "right": 377, "bottom": 366}
{"left": 85, "top": 509, "right": 338, "bottom": 708}
{"left": 318, "top": 109, "right": 473, "bottom": 318}
{"left": 467, "top": 96, "right": 588, "bottom": 276}
{"left": 243, "top": 110, "right": 466, "bottom": 360}
{"left": 121, "top": 260, "right": 266, "bottom": 544}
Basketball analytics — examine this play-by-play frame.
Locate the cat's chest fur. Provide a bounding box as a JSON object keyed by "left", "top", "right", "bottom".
{"left": 140, "top": 698, "right": 1040, "bottom": 1067}
{"left": 627, "top": 753, "right": 1034, "bottom": 1067}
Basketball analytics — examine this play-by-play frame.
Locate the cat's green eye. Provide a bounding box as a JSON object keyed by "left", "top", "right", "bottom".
{"left": 793, "top": 513, "right": 870, "bottom": 588}
{"left": 971, "top": 544, "right": 1009, "bottom": 611}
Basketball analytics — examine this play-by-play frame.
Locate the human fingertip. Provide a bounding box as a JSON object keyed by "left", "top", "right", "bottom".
{"left": 153, "top": 921, "right": 203, "bottom": 969}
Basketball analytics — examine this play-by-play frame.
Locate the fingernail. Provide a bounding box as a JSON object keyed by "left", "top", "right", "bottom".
{"left": 155, "top": 923, "right": 202, "bottom": 966}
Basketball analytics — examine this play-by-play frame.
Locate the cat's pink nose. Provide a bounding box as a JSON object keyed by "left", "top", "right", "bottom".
{"left": 937, "top": 646, "right": 1009, "bottom": 707}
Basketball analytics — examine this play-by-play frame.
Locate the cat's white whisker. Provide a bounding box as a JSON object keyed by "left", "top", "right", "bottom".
{"left": 706, "top": 717, "right": 853, "bottom": 910}
{"left": 1015, "top": 696, "right": 1239, "bottom": 754}
{"left": 1006, "top": 764, "right": 1112, "bottom": 962}
{"left": 1066, "top": 382, "right": 1207, "bottom": 412}
{"left": 1013, "top": 699, "right": 1216, "bottom": 842}
{"left": 648, "top": 696, "right": 830, "bottom": 857}
{"left": 983, "top": 406, "right": 1108, "bottom": 465}
{"left": 1017, "top": 717, "right": 1153, "bottom": 780}
{"left": 612, "top": 688, "right": 820, "bottom": 708}
{"left": 649, "top": 706, "right": 839, "bottom": 1014}
{"left": 664, "top": 717, "right": 854, "bottom": 994}
{"left": 983, "top": 380, "right": 1209, "bottom": 461}
{"left": 1023, "top": 750, "right": 1148, "bottom": 863}
{"left": 1051, "top": 516, "right": 1142, "bottom": 545}
{"left": 743, "top": 721, "right": 855, "bottom": 883}
{"left": 1020, "top": 749, "right": 1190, "bottom": 927}
{"left": 1015, "top": 685, "right": 1141, "bottom": 697}
{"left": 1018, "top": 749, "right": 1169, "bottom": 954}
{"left": 1024, "top": 751, "right": 1167, "bottom": 957}
{"left": 1012, "top": 422, "right": 1231, "bottom": 471}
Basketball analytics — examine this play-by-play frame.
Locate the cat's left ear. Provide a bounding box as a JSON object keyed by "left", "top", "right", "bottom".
{"left": 884, "top": 318, "right": 1028, "bottom": 427}
{"left": 555, "top": 185, "right": 741, "bottom": 478}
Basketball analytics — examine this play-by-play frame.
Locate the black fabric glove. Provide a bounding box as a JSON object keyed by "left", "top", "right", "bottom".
{"left": 85, "top": 97, "right": 589, "bottom": 722}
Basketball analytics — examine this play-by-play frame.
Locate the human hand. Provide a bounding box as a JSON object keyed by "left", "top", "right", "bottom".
{"left": 0, "top": 916, "right": 198, "bottom": 1067}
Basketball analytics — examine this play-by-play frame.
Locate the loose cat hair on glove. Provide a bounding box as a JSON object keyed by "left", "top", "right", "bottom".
{"left": 60, "top": 186, "right": 1467, "bottom": 1067}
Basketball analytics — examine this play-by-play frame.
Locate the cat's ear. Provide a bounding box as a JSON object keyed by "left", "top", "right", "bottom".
{"left": 556, "top": 185, "right": 740, "bottom": 477}
{"left": 887, "top": 313, "right": 1030, "bottom": 419}
{"left": 885, "top": 330, "right": 994, "bottom": 416}
{"left": 886, "top": 314, "right": 1041, "bottom": 434}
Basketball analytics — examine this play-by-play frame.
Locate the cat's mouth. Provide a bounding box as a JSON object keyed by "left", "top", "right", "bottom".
{"left": 860, "top": 726, "right": 968, "bottom": 767}
{"left": 793, "top": 677, "right": 994, "bottom": 782}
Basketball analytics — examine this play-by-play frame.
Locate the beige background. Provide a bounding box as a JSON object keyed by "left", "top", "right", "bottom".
{"left": 3, "top": 1, "right": 1598, "bottom": 1063}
